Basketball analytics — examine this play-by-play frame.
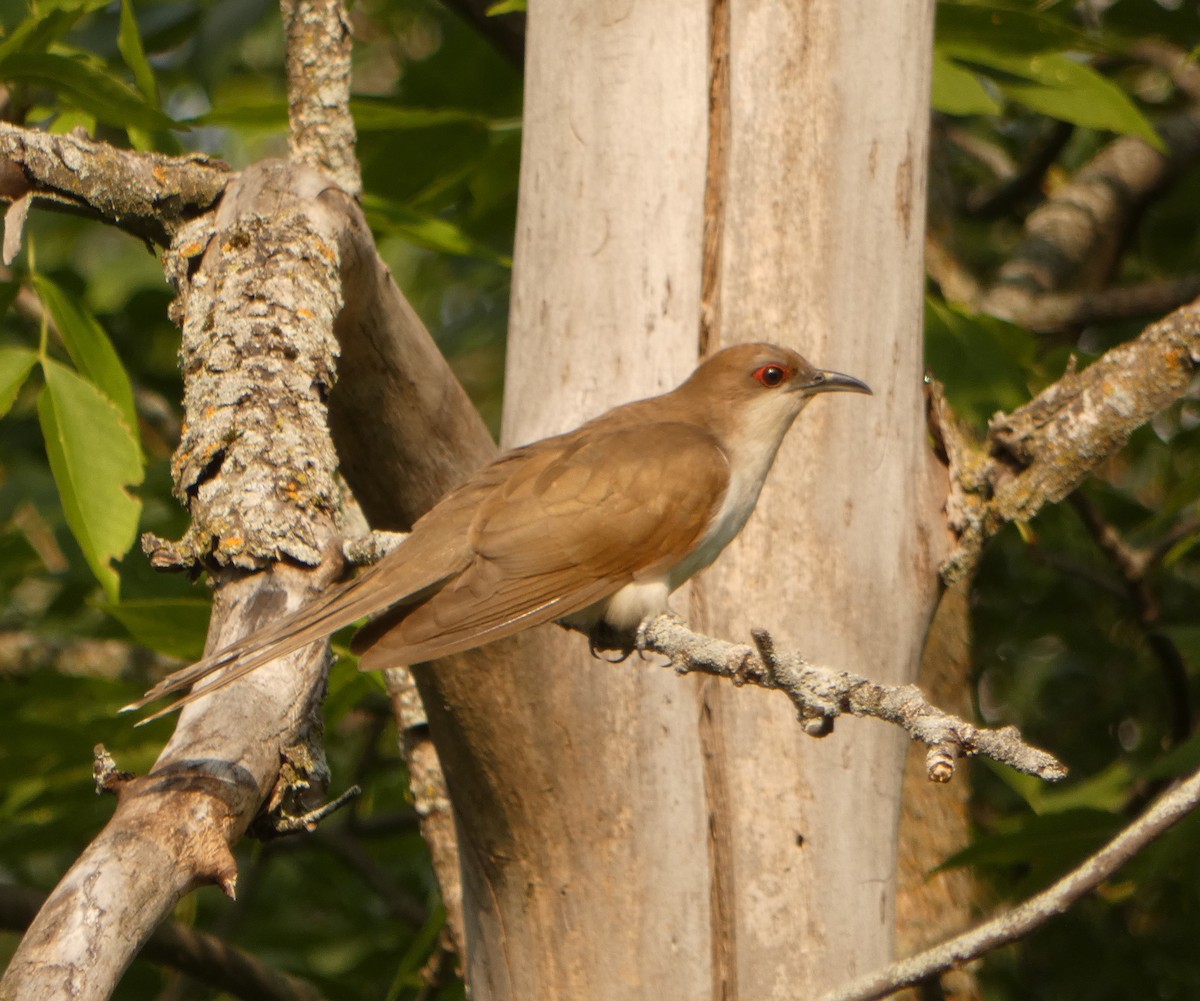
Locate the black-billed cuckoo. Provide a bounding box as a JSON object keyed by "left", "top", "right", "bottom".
{"left": 129, "top": 342, "right": 870, "bottom": 719}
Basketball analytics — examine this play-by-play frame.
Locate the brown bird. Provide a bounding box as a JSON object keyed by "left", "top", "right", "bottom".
{"left": 128, "top": 342, "right": 870, "bottom": 720}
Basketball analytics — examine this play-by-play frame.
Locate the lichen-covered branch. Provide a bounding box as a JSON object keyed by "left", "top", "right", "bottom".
{"left": 636, "top": 614, "right": 1066, "bottom": 783}
{"left": 142, "top": 161, "right": 343, "bottom": 573}
{"left": 281, "top": 0, "right": 360, "bottom": 196}
{"left": 0, "top": 121, "right": 229, "bottom": 247}
{"left": 0, "top": 161, "right": 343, "bottom": 1001}
{"left": 939, "top": 300, "right": 1200, "bottom": 581}
{"left": 817, "top": 764, "right": 1200, "bottom": 1001}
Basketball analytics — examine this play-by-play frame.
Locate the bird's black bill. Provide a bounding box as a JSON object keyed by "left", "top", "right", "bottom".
{"left": 806, "top": 369, "right": 872, "bottom": 396}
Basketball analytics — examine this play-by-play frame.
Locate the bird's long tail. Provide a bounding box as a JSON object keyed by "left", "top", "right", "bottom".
{"left": 123, "top": 562, "right": 420, "bottom": 724}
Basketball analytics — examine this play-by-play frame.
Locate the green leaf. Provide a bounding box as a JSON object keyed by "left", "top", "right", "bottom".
{"left": 97, "top": 598, "right": 210, "bottom": 661}
{"left": 925, "top": 297, "right": 1036, "bottom": 427}
{"left": 0, "top": 346, "right": 39, "bottom": 417}
{"left": 936, "top": 2, "right": 1105, "bottom": 57}
{"left": 0, "top": 51, "right": 177, "bottom": 133}
{"left": 118, "top": 0, "right": 160, "bottom": 104}
{"left": 485, "top": 0, "right": 526, "bottom": 14}
{"left": 932, "top": 50, "right": 1002, "bottom": 116}
{"left": 938, "top": 808, "right": 1121, "bottom": 877}
{"left": 350, "top": 99, "right": 493, "bottom": 132}
{"left": 362, "top": 194, "right": 512, "bottom": 266}
{"left": 0, "top": 5, "right": 104, "bottom": 64}
{"left": 37, "top": 360, "right": 144, "bottom": 601}
{"left": 942, "top": 46, "right": 1162, "bottom": 148}
{"left": 190, "top": 98, "right": 288, "bottom": 129}
{"left": 31, "top": 274, "right": 139, "bottom": 436}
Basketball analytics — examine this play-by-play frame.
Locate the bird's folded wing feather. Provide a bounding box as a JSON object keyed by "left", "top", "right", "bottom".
{"left": 123, "top": 481, "right": 492, "bottom": 717}
{"left": 130, "top": 418, "right": 729, "bottom": 718}
{"left": 355, "top": 420, "right": 730, "bottom": 669}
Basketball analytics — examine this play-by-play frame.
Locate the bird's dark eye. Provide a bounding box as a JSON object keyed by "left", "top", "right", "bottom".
{"left": 753, "top": 364, "right": 787, "bottom": 388}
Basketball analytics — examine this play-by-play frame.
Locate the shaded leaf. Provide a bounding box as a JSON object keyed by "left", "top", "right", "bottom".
{"left": 486, "top": 0, "right": 526, "bottom": 14}
{"left": 31, "top": 273, "right": 139, "bottom": 435}
{"left": 925, "top": 297, "right": 1036, "bottom": 427}
{"left": 350, "top": 99, "right": 494, "bottom": 132}
{"left": 37, "top": 360, "right": 144, "bottom": 601}
{"left": 0, "top": 5, "right": 105, "bottom": 64}
{"left": 118, "top": 0, "right": 159, "bottom": 103}
{"left": 1142, "top": 723, "right": 1200, "bottom": 781}
{"left": 191, "top": 98, "right": 288, "bottom": 129}
{"left": 936, "top": 2, "right": 1105, "bottom": 57}
{"left": 0, "top": 51, "right": 177, "bottom": 133}
{"left": 363, "top": 194, "right": 512, "bottom": 266}
{"left": 97, "top": 597, "right": 211, "bottom": 661}
{"left": 0, "top": 346, "right": 38, "bottom": 417}
{"left": 938, "top": 808, "right": 1121, "bottom": 888}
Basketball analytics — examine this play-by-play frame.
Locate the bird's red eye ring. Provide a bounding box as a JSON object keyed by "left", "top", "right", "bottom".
{"left": 753, "top": 364, "right": 787, "bottom": 388}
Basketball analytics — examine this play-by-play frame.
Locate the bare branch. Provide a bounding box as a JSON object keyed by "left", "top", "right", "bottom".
{"left": 281, "top": 0, "right": 361, "bottom": 196}
{"left": 978, "top": 109, "right": 1200, "bottom": 325}
{"left": 816, "top": 766, "right": 1200, "bottom": 1001}
{"left": 0, "top": 883, "right": 327, "bottom": 1001}
{"left": 0, "top": 630, "right": 177, "bottom": 680}
{"left": 0, "top": 121, "right": 229, "bottom": 247}
{"left": 940, "top": 300, "right": 1200, "bottom": 581}
{"left": 636, "top": 614, "right": 1066, "bottom": 782}
{"left": 1011, "top": 275, "right": 1200, "bottom": 335}
{"left": 385, "top": 667, "right": 467, "bottom": 959}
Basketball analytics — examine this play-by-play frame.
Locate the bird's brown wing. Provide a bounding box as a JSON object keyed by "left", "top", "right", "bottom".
{"left": 354, "top": 421, "right": 729, "bottom": 669}
{"left": 122, "top": 471, "right": 508, "bottom": 719}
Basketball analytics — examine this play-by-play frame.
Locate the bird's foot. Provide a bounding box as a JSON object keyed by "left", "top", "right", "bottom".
{"left": 588, "top": 621, "right": 636, "bottom": 663}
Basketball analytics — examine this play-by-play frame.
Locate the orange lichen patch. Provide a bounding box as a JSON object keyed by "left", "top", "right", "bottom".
{"left": 221, "top": 535, "right": 244, "bottom": 551}
{"left": 1165, "top": 346, "right": 1191, "bottom": 371}
{"left": 315, "top": 238, "right": 336, "bottom": 260}
{"left": 181, "top": 241, "right": 205, "bottom": 257}
{"left": 152, "top": 165, "right": 168, "bottom": 183}
{"left": 296, "top": 308, "right": 315, "bottom": 320}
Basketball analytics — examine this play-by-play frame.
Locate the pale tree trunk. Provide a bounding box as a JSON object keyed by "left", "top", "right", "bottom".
{"left": 423, "top": 0, "right": 943, "bottom": 997}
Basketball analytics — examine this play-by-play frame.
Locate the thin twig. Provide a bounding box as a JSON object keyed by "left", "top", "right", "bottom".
{"left": 635, "top": 615, "right": 1066, "bottom": 783}
{"left": 1071, "top": 493, "right": 1191, "bottom": 743}
{"left": 816, "top": 766, "right": 1200, "bottom": 1001}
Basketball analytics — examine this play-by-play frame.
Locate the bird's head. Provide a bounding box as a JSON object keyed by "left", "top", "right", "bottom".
{"left": 681, "top": 342, "right": 872, "bottom": 448}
